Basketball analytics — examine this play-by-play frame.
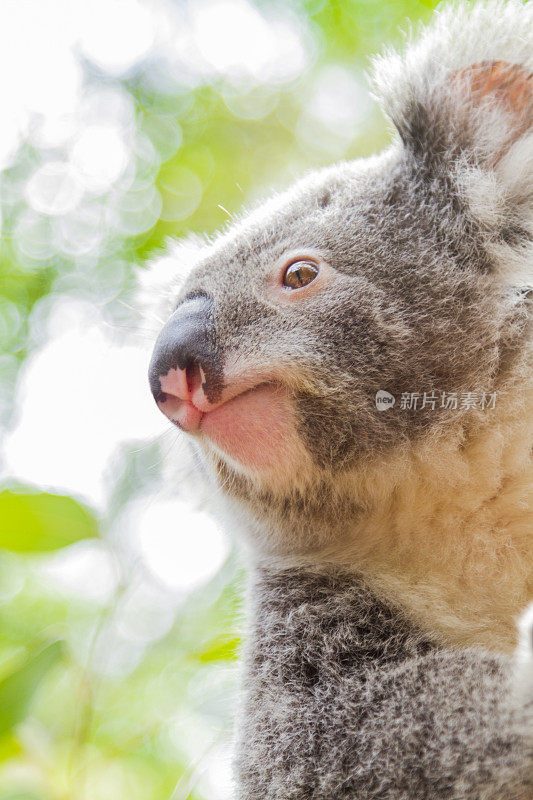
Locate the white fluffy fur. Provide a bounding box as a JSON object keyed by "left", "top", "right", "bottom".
{"left": 373, "top": 1, "right": 533, "bottom": 124}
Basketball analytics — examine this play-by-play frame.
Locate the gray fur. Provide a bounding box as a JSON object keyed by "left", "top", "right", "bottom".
{"left": 145, "top": 1, "right": 533, "bottom": 796}
{"left": 237, "top": 567, "right": 532, "bottom": 800}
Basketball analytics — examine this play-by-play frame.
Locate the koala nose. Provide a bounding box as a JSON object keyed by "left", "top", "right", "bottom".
{"left": 149, "top": 294, "right": 222, "bottom": 427}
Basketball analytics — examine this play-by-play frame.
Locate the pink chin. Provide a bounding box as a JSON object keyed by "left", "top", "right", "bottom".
{"left": 200, "top": 384, "right": 295, "bottom": 471}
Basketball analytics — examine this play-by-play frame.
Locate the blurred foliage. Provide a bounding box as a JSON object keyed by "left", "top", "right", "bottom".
{"left": 0, "top": 0, "right": 438, "bottom": 798}
{"left": 0, "top": 642, "right": 64, "bottom": 738}
{"left": 0, "top": 488, "right": 98, "bottom": 552}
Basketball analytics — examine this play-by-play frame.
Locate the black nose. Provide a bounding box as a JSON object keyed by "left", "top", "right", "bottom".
{"left": 148, "top": 294, "right": 223, "bottom": 403}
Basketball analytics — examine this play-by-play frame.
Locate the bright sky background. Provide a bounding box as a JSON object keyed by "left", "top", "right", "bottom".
{"left": 0, "top": 0, "right": 312, "bottom": 599}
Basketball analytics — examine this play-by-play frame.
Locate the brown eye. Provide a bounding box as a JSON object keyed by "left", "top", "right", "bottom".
{"left": 282, "top": 260, "right": 319, "bottom": 290}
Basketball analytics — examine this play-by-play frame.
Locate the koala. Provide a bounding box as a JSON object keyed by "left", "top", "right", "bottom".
{"left": 145, "top": 1, "right": 533, "bottom": 797}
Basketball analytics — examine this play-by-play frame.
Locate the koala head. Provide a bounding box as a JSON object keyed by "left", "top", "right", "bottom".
{"left": 147, "top": 1, "right": 533, "bottom": 555}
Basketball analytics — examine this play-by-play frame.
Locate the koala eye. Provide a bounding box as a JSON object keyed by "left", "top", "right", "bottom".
{"left": 282, "top": 260, "right": 319, "bottom": 290}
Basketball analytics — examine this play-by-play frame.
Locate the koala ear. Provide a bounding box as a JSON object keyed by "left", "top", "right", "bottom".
{"left": 447, "top": 60, "right": 533, "bottom": 165}
{"left": 373, "top": 2, "right": 533, "bottom": 169}
{"left": 373, "top": 1, "right": 533, "bottom": 284}
{"left": 380, "top": 58, "right": 533, "bottom": 169}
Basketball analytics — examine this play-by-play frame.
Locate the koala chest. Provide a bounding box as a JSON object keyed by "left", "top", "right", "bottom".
{"left": 323, "top": 394, "right": 533, "bottom": 653}
{"left": 235, "top": 568, "right": 434, "bottom": 800}
{"left": 234, "top": 567, "right": 530, "bottom": 800}
{"left": 279, "top": 383, "right": 533, "bottom": 654}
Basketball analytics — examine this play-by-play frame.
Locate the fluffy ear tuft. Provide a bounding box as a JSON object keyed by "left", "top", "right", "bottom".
{"left": 373, "top": 1, "right": 533, "bottom": 287}
{"left": 372, "top": 1, "right": 533, "bottom": 167}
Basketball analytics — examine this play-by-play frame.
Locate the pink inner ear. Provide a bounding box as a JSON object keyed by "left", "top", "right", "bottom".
{"left": 452, "top": 60, "right": 533, "bottom": 160}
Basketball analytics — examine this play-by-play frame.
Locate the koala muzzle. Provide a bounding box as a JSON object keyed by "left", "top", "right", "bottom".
{"left": 148, "top": 294, "right": 223, "bottom": 430}
{"left": 148, "top": 294, "right": 301, "bottom": 469}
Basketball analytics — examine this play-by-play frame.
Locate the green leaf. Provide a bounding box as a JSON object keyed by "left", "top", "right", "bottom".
{"left": 0, "top": 642, "right": 64, "bottom": 737}
{"left": 0, "top": 488, "right": 99, "bottom": 552}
